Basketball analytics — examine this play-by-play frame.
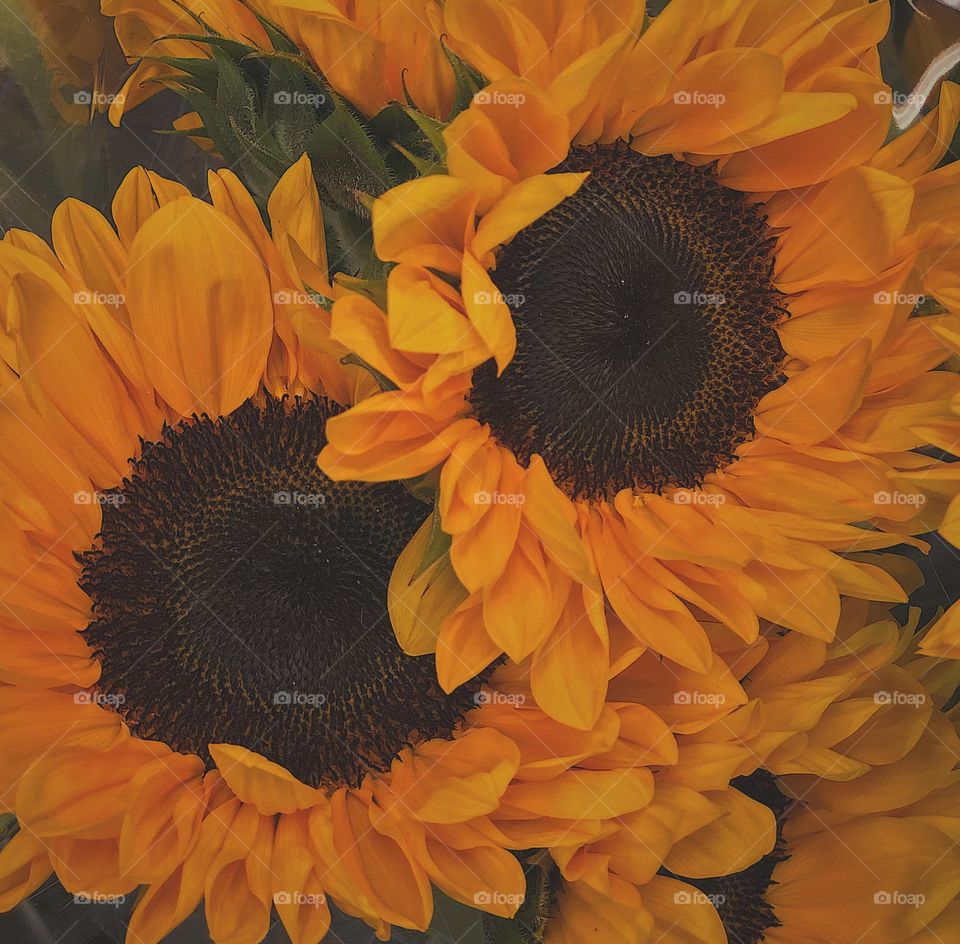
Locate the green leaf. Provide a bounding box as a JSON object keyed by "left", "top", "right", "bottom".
{"left": 442, "top": 41, "right": 484, "bottom": 119}
{"left": 340, "top": 352, "right": 399, "bottom": 392}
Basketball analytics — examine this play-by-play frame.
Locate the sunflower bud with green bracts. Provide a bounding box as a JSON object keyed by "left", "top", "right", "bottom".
{"left": 141, "top": 12, "right": 476, "bottom": 283}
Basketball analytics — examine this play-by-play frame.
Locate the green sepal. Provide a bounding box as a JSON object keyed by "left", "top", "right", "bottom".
{"left": 161, "top": 32, "right": 260, "bottom": 58}
{"left": 391, "top": 143, "right": 444, "bottom": 176}
{"left": 304, "top": 91, "right": 395, "bottom": 218}
{"left": 340, "top": 352, "right": 398, "bottom": 393}
{"left": 335, "top": 275, "right": 389, "bottom": 310}
{"left": 482, "top": 854, "right": 562, "bottom": 944}
{"left": 442, "top": 40, "right": 484, "bottom": 119}
{"left": 403, "top": 107, "right": 448, "bottom": 160}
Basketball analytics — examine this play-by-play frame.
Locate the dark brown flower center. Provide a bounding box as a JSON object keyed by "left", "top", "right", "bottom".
{"left": 469, "top": 144, "right": 786, "bottom": 502}
{"left": 663, "top": 771, "right": 792, "bottom": 944}
{"left": 78, "top": 395, "right": 484, "bottom": 788}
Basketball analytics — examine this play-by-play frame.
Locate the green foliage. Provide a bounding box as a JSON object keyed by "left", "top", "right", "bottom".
{"left": 151, "top": 13, "right": 475, "bottom": 282}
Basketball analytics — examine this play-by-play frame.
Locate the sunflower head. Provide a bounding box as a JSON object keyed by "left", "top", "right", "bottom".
{"left": 469, "top": 142, "right": 787, "bottom": 501}
{"left": 0, "top": 161, "right": 671, "bottom": 944}
{"left": 317, "top": 4, "right": 960, "bottom": 731}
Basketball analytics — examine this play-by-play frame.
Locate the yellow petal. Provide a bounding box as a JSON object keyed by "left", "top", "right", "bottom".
{"left": 204, "top": 804, "right": 275, "bottom": 944}
{"left": 482, "top": 530, "right": 557, "bottom": 662}
{"left": 472, "top": 173, "right": 587, "bottom": 261}
{"left": 17, "top": 739, "right": 164, "bottom": 837}
{"left": 436, "top": 595, "right": 504, "bottom": 692}
{"left": 126, "top": 198, "right": 274, "bottom": 417}
{"left": 209, "top": 744, "right": 325, "bottom": 815}
{"left": 531, "top": 585, "right": 609, "bottom": 730}
{"left": 643, "top": 875, "right": 726, "bottom": 944}
{"left": 374, "top": 177, "right": 478, "bottom": 274}
{"left": 461, "top": 252, "right": 517, "bottom": 372}
{"left": 468, "top": 77, "right": 571, "bottom": 178}
{"left": 632, "top": 49, "right": 784, "bottom": 154}
{"left": 0, "top": 830, "right": 51, "bottom": 911}
{"left": 271, "top": 813, "right": 331, "bottom": 944}
{"left": 330, "top": 293, "right": 423, "bottom": 387}
{"left": 523, "top": 456, "right": 594, "bottom": 585}
{"left": 111, "top": 167, "right": 190, "bottom": 248}
{"left": 389, "top": 727, "right": 520, "bottom": 824}
{"left": 754, "top": 339, "right": 872, "bottom": 445}
{"left": 919, "top": 600, "right": 960, "bottom": 659}
{"left": 870, "top": 81, "right": 960, "bottom": 181}
{"left": 13, "top": 273, "right": 143, "bottom": 482}
{"left": 388, "top": 264, "right": 479, "bottom": 356}
{"left": 267, "top": 153, "right": 332, "bottom": 296}
{"left": 768, "top": 818, "right": 960, "bottom": 944}
{"left": 663, "top": 788, "right": 776, "bottom": 878}
{"left": 119, "top": 753, "right": 207, "bottom": 882}
{"left": 502, "top": 767, "right": 653, "bottom": 820}
{"left": 389, "top": 516, "right": 467, "bottom": 657}
{"left": 330, "top": 789, "right": 433, "bottom": 930}
{"left": 775, "top": 166, "right": 914, "bottom": 292}
{"left": 719, "top": 69, "right": 889, "bottom": 191}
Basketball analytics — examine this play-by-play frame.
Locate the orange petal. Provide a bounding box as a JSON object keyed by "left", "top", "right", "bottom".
{"left": 126, "top": 198, "right": 273, "bottom": 417}
{"left": 388, "top": 727, "right": 520, "bottom": 824}
{"left": 209, "top": 744, "right": 325, "bottom": 815}
{"left": 775, "top": 166, "right": 914, "bottom": 292}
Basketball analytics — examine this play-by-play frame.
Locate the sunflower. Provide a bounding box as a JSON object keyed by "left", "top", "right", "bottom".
{"left": 317, "top": 0, "right": 960, "bottom": 730}
{"left": 0, "top": 161, "right": 665, "bottom": 944}
{"left": 103, "top": 0, "right": 455, "bottom": 124}
{"left": 20, "top": 0, "right": 128, "bottom": 122}
{"left": 522, "top": 596, "right": 960, "bottom": 944}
